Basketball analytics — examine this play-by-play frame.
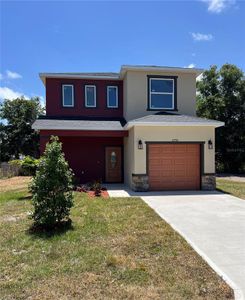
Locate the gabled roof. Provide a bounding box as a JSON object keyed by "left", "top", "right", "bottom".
{"left": 125, "top": 113, "right": 224, "bottom": 129}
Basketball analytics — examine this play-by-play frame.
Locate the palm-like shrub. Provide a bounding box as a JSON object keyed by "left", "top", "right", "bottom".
{"left": 30, "top": 136, "right": 74, "bottom": 229}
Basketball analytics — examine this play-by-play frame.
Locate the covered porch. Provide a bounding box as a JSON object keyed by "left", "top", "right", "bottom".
{"left": 33, "top": 118, "right": 128, "bottom": 183}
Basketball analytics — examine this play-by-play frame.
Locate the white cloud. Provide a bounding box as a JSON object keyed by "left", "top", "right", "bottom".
{"left": 0, "top": 87, "right": 29, "bottom": 100}
{"left": 6, "top": 70, "right": 22, "bottom": 79}
{"left": 202, "top": 0, "right": 236, "bottom": 13}
{"left": 191, "top": 32, "right": 213, "bottom": 41}
{"left": 185, "top": 63, "right": 196, "bottom": 68}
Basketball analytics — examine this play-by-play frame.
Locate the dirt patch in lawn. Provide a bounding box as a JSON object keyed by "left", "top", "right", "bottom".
{"left": 0, "top": 176, "right": 31, "bottom": 193}
{"left": 0, "top": 212, "right": 29, "bottom": 223}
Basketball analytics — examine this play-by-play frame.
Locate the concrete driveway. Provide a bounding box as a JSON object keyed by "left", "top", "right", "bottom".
{"left": 141, "top": 192, "right": 245, "bottom": 300}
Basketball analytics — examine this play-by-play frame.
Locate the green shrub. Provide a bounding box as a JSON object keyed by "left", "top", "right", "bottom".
{"left": 30, "top": 136, "right": 74, "bottom": 229}
{"left": 91, "top": 179, "right": 102, "bottom": 197}
{"left": 9, "top": 156, "right": 39, "bottom": 176}
{"left": 9, "top": 159, "right": 22, "bottom": 167}
{"left": 21, "top": 156, "right": 40, "bottom": 176}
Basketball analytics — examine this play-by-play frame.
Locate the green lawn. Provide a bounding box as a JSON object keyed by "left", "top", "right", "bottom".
{"left": 217, "top": 178, "right": 245, "bottom": 200}
{"left": 0, "top": 177, "right": 233, "bottom": 299}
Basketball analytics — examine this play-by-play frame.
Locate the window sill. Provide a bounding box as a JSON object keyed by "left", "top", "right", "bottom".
{"left": 146, "top": 108, "right": 178, "bottom": 112}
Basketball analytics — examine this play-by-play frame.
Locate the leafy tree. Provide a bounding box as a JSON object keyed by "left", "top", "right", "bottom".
{"left": 0, "top": 97, "right": 43, "bottom": 161}
{"left": 197, "top": 64, "right": 245, "bottom": 172}
{"left": 30, "top": 136, "right": 74, "bottom": 229}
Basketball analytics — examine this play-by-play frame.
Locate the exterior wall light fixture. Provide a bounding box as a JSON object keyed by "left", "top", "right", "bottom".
{"left": 208, "top": 139, "right": 213, "bottom": 149}
{"left": 138, "top": 140, "right": 143, "bottom": 150}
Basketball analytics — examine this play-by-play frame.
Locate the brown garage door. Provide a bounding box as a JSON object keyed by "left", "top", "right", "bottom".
{"left": 148, "top": 143, "right": 200, "bottom": 190}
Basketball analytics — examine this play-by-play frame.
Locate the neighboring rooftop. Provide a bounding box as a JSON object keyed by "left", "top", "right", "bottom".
{"left": 39, "top": 64, "right": 203, "bottom": 85}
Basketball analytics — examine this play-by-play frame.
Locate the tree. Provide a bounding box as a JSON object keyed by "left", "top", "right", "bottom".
{"left": 30, "top": 136, "right": 74, "bottom": 229}
{"left": 197, "top": 64, "right": 245, "bottom": 173}
{"left": 0, "top": 97, "right": 43, "bottom": 161}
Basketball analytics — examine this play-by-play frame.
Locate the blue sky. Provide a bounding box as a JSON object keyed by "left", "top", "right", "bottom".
{"left": 1, "top": 0, "right": 244, "bottom": 104}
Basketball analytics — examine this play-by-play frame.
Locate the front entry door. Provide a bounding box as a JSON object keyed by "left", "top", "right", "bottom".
{"left": 105, "top": 147, "right": 122, "bottom": 182}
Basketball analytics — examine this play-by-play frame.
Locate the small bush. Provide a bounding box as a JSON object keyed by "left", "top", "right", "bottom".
{"left": 21, "top": 156, "right": 40, "bottom": 176}
{"left": 9, "top": 159, "right": 22, "bottom": 167}
{"left": 9, "top": 156, "right": 39, "bottom": 176}
{"left": 91, "top": 179, "right": 102, "bottom": 197}
{"left": 30, "top": 136, "right": 74, "bottom": 229}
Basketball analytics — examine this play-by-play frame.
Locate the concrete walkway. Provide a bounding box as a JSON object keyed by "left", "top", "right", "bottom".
{"left": 106, "top": 185, "right": 245, "bottom": 299}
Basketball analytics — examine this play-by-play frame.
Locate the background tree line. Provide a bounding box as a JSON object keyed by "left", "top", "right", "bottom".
{"left": 197, "top": 64, "right": 245, "bottom": 173}
{"left": 0, "top": 97, "right": 43, "bottom": 161}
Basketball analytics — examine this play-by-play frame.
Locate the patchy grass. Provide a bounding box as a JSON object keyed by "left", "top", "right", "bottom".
{"left": 0, "top": 176, "right": 31, "bottom": 193}
{"left": 0, "top": 177, "right": 233, "bottom": 299}
{"left": 217, "top": 178, "right": 245, "bottom": 200}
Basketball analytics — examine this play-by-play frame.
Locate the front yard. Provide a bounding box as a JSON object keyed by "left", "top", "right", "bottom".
{"left": 217, "top": 178, "right": 245, "bottom": 200}
{"left": 0, "top": 177, "right": 233, "bottom": 299}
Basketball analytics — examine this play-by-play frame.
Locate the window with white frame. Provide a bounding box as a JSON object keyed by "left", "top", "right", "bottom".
{"left": 149, "top": 77, "right": 175, "bottom": 110}
{"left": 107, "top": 86, "right": 118, "bottom": 108}
{"left": 85, "top": 85, "right": 96, "bottom": 107}
{"left": 62, "top": 84, "right": 74, "bottom": 107}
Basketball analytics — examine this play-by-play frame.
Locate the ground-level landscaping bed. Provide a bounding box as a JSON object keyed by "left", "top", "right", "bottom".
{"left": 0, "top": 177, "right": 233, "bottom": 299}
{"left": 217, "top": 178, "right": 245, "bottom": 200}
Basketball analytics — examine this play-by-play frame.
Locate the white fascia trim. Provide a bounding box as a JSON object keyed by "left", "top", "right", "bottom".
{"left": 120, "top": 65, "right": 204, "bottom": 78}
{"left": 124, "top": 121, "right": 225, "bottom": 130}
{"left": 32, "top": 126, "right": 123, "bottom": 131}
{"left": 39, "top": 73, "right": 120, "bottom": 85}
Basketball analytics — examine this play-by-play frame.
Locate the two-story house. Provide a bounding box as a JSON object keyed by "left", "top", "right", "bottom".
{"left": 32, "top": 65, "right": 224, "bottom": 191}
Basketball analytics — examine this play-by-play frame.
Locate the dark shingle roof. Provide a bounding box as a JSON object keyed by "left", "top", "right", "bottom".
{"left": 32, "top": 118, "right": 124, "bottom": 131}
{"left": 131, "top": 114, "right": 219, "bottom": 123}
{"left": 126, "top": 113, "right": 224, "bottom": 127}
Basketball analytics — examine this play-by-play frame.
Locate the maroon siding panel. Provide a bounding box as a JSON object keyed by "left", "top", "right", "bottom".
{"left": 40, "top": 135, "right": 123, "bottom": 183}
{"left": 46, "top": 78, "right": 123, "bottom": 118}
{"left": 39, "top": 129, "right": 128, "bottom": 137}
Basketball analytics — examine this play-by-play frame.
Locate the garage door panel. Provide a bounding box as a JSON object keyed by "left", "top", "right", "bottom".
{"left": 174, "top": 171, "right": 187, "bottom": 177}
{"left": 148, "top": 143, "right": 200, "bottom": 191}
{"left": 149, "top": 161, "right": 172, "bottom": 168}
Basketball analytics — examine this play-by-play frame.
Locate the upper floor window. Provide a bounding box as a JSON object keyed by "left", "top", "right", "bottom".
{"left": 85, "top": 85, "right": 96, "bottom": 107}
{"left": 148, "top": 76, "right": 177, "bottom": 110}
{"left": 62, "top": 84, "right": 74, "bottom": 107}
{"left": 107, "top": 86, "right": 118, "bottom": 108}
